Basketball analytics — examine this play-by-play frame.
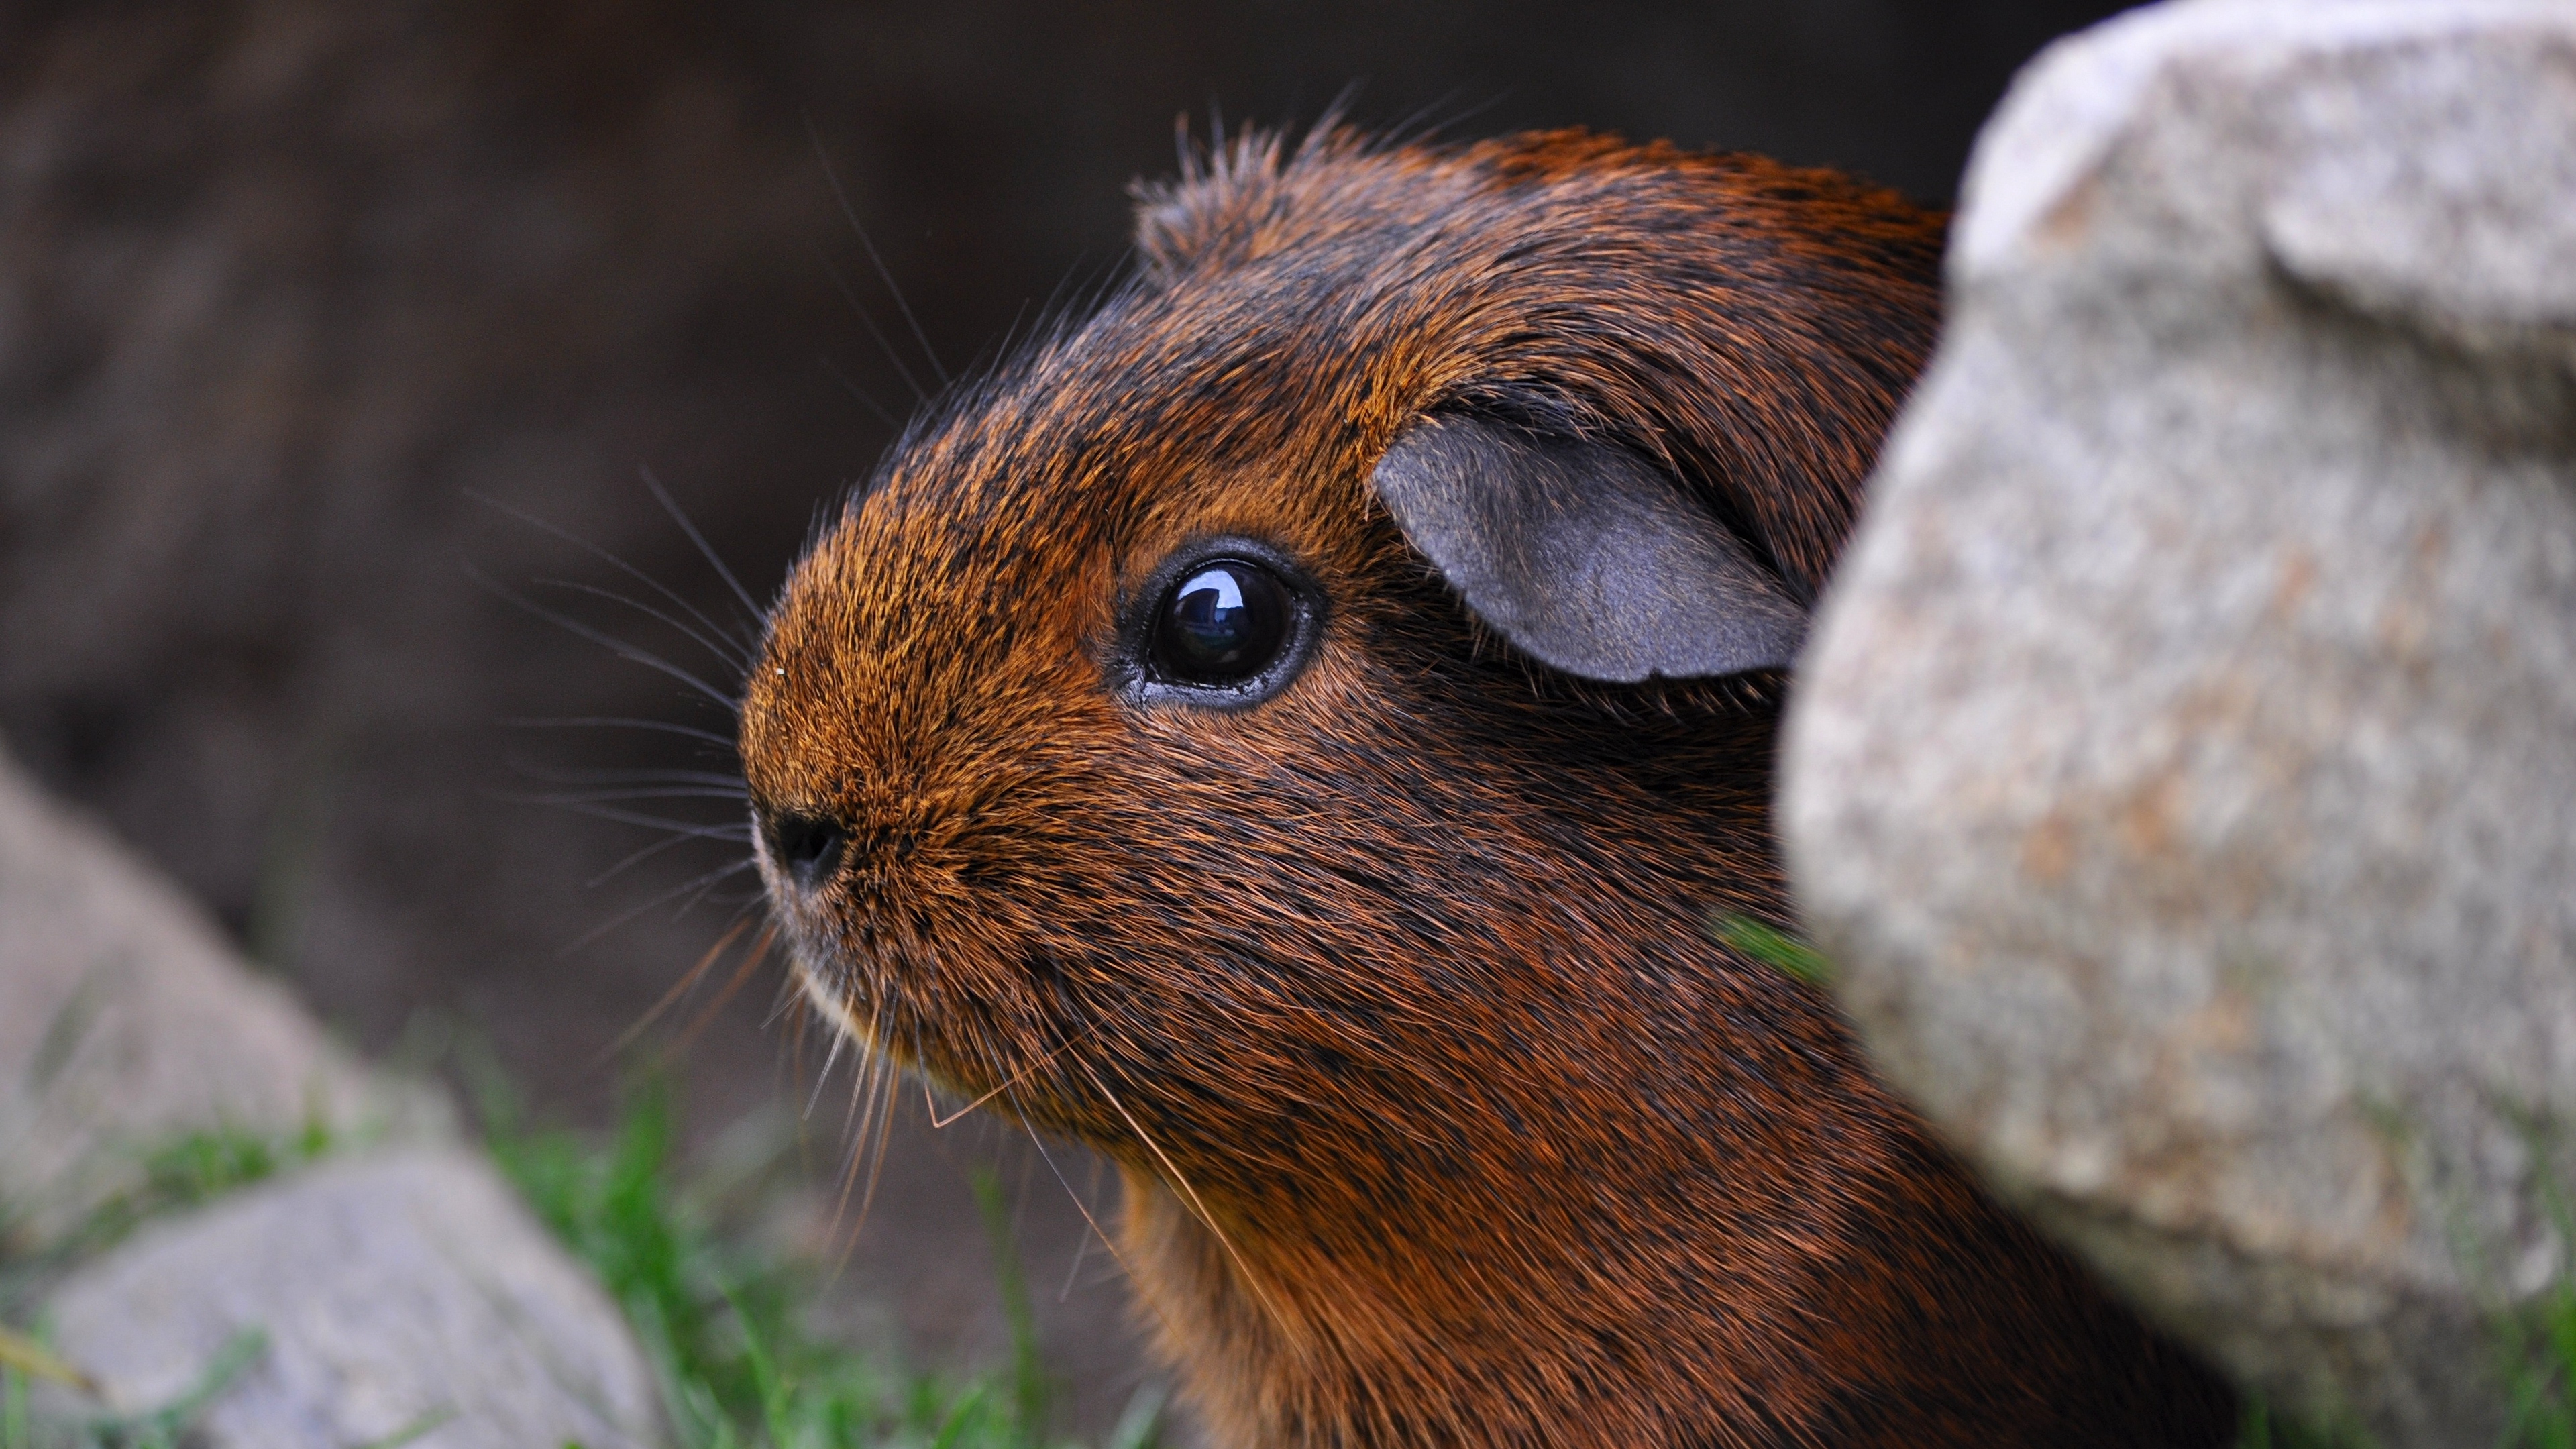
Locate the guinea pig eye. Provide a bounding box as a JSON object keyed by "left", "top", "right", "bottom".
{"left": 1125, "top": 539, "right": 1321, "bottom": 708}
{"left": 1152, "top": 562, "right": 1289, "bottom": 684}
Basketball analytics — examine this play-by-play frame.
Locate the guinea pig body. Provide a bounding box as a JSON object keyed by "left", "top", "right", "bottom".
{"left": 739, "top": 128, "right": 2235, "bottom": 1448}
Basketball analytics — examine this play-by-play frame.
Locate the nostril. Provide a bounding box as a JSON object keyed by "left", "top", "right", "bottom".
{"left": 763, "top": 810, "right": 847, "bottom": 888}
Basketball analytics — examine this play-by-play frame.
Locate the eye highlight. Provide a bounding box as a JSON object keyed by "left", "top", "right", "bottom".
{"left": 1124, "top": 538, "right": 1322, "bottom": 709}
{"left": 1153, "top": 561, "right": 1290, "bottom": 685}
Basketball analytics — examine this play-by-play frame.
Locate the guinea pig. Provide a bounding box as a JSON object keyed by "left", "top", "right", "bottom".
{"left": 737, "top": 126, "right": 2236, "bottom": 1448}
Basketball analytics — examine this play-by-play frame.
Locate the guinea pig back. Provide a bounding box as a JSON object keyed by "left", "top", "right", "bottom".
{"left": 737, "top": 127, "right": 2235, "bottom": 1448}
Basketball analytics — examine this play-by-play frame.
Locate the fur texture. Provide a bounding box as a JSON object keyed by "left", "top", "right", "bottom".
{"left": 737, "top": 127, "right": 2235, "bottom": 1448}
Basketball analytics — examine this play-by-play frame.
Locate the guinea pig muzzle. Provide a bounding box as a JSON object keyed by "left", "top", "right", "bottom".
{"left": 759, "top": 807, "right": 846, "bottom": 892}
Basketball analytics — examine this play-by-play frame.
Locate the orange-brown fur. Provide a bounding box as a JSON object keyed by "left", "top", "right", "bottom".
{"left": 737, "top": 127, "right": 2233, "bottom": 1448}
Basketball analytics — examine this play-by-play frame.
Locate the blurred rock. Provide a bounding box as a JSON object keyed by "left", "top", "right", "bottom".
{"left": 0, "top": 742, "right": 440, "bottom": 1247}
{"left": 1784, "top": 2, "right": 2576, "bottom": 1443}
{"left": 46, "top": 1146, "right": 663, "bottom": 1449}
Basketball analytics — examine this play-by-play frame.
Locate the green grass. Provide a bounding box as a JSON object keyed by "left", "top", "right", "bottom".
{"left": 0, "top": 1119, "right": 325, "bottom": 1449}
{"left": 508, "top": 1067, "right": 2573, "bottom": 1449}
{"left": 1707, "top": 912, "right": 1833, "bottom": 987}
{"left": 2492, "top": 1174, "right": 2576, "bottom": 1449}
{"left": 0, "top": 1325, "right": 266, "bottom": 1449}
{"left": 2236, "top": 1394, "right": 2374, "bottom": 1449}
{"left": 2235, "top": 1264, "right": 2576, "bottom": 1449}
{"left": 1, "top": 1076, "right": 1164, "bottom": 1449}
{"left": 3, "top": 1118, "right": 334, "bottom": 1294}
{"left": 13, "top": 1018, "right": 2569, "bottom": 1448}
{"left": 477, "top": 1073, "right": 1164, "bottom": 1449}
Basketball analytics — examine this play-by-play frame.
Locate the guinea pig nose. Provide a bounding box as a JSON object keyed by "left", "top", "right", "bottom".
{"left": 761, "top": 809, "right": 847, "bottom": 890}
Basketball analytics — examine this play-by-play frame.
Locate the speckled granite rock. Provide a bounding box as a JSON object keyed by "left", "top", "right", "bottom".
{"left": 45, "top": 1147, "right": 663, "bottom": 1449}
{"left": 1783, "top": 2, "right": 2576, "bottom": 1443}
{"left": 0, "top": 743, "right": 440, "bottom": 1247}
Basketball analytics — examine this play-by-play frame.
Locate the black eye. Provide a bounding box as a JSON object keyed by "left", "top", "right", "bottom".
{"left": 1151, "top": 560, "right": 1291, "bottom": 686}
{"left": 1122, "top": 539, "right": 1322, "bottom": 708}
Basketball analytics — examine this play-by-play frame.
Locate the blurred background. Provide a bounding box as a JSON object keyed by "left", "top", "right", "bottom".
{"left": 0, "top": 0, "right": 2131, "bottom": 1434}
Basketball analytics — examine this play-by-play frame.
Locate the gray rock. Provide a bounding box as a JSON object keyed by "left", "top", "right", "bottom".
{"left": 1, "top": 745, "right": 655, "bottom": 1445}
{"left": 45, "top": 1146, "right": 663, "bottom": 1449}
{"left": 0, "top": 743, "right": 441, "bottom": 1247}
{"left": 1782, "top": 1, "right": 2576, "bottom": 1443}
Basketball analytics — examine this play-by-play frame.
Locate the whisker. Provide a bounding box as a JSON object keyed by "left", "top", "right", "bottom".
{"left": 503, "top": 761, "right": 747, "bottom": 790}
{"left": 1057, "top": 1152, "right": 1101, "bottom": 1303}
{"left": 467, "top": 492, "right": 755, "bottom": 671}
{"left": 1020, "top": 239, "right": 1129, "bottom": 350}
{"left": 1382, "top": 87, "right": 1507, "bottom": 151}
{"left": 812, "top": 243, "right": 930, "bottom": 407}
{"left": 852, "top": 1051, "right": 901, "bottom": 1249}
{"left": 762, "top": 959, "right": 811, "bottom": 1034}
{"left": 594, "top": 918, "right": 755, "bottom": 1067}
{"left": 587, "top": 828, "right": 713, "bottom": 890}
{"left": 929, "top": 1008, "right": 1118, "bottom": 1128}
{"left": 989, "top": 295, "right": 1038, "bottom": 374}
{"left": 535, "top": 800, "right": 751, "bottom": 841}
{"left": 1071, "top": 1054, "right": 1293, "bottom": 1338}
{"left": 1002, "top": 1089, "right": 1172, "bottom": 1340}
{"left": 820, "top": 354, "right": 902, "bottom": 431}
{"left": 806, "top": 118, "right": 948, "bottom": 390}
{"left": 557, "top": 857, "right": 759, "bottom": 955}
{"left": 1033, "top": 248, "right": 1116, "bottom": 342}
{"left": 497, "top": 784, "right": 752, "bottom": 804}
{"left": 668, "top": 926, "right": 777, "bottom": 1055}
{"left": 468, "top": 564, "right": 740, "bottom": 718}
{"left": 805, "top": 1028, "right": 851, "bottom": 1120}
{"left": 497, "top": 786, "right": 749, "bottom": 808}
{"left": 639, "top": 466, "right": 767, "bottom": 637}
{"left": 504, "top": 716, "right": 738, "bottom": 749}
{"left": 851, "top": 1031, "right": 891, "bottom": 1169}
{"left": 784, "top": 991, "right": 814, "bottom": 1164}
{"left": 534, "top": 576, "right": 753, "bottom": 677}
{"left": 800, "top": 971, "right": 892, "bottom": 1267}
{"left": 665, "top": 855, "right": 759, "bottom": 922}
{"left": 827, "top": 1058, "right": 875, "bottom": 1267}
{"left": 827, "top": 1019, "right": 898, "bottom": 1277}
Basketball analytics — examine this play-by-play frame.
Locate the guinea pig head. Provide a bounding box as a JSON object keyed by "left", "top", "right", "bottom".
{"left": 739, "top": 125, "right": 1936, "bottom": 1129}
{"left": 736, "top": 129, "right": 2226, "bottom": 1448}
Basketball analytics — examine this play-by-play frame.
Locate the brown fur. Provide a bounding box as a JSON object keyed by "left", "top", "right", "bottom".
{"left": 737, "top": 127, "right": 2234, "bottom": 1448}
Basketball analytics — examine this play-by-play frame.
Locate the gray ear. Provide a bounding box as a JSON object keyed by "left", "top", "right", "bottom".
{"left": 1368, "top": 416, "right": 1808, "bottom": 683}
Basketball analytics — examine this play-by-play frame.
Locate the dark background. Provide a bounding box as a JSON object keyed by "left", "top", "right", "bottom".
{"left": 0, "top": 0, "right": 2131, "bottom": 1434}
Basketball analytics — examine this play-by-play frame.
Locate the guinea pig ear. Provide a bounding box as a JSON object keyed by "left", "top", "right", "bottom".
{"left": 1368, "top": 416, "right": 1809, "bottom": 683}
